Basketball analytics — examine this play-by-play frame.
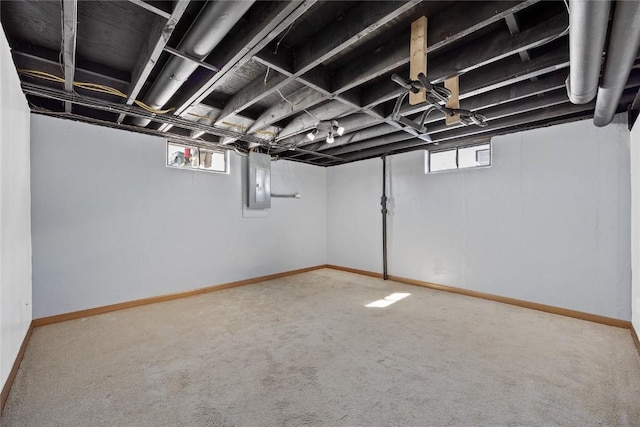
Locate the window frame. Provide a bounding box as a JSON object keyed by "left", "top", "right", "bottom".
{"left": 425, "top": 141, "right": 492, "bottom": 174}
{"left": 166, "top": 141, "right": 230, "bottom": 175}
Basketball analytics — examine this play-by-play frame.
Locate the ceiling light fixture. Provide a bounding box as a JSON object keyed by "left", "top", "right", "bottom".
{"left": 326, "top": 120, "right": 344, "bottom": 144}
{"left": 306, "top": 128, "right": 318, "bottom": 141}
{"left": 331, "top": 120, "right": 345, "bottom": 136}
{"left": 307, "top": 120, "right": 345, "bottom": 144}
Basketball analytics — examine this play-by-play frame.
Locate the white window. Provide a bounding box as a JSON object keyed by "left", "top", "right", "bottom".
{"left": 167, "top": 142, "right": 229, "bottom": 174}
{"left": 426, "top": 142, "right": 491, "bottom": 173}
{"left": 429, "top": 149, "right": 457, "bottom": 172}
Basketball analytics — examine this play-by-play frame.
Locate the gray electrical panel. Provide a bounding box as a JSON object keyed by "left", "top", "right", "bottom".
{"left": 248, "top": 152, "right": 271, "bottom": 209}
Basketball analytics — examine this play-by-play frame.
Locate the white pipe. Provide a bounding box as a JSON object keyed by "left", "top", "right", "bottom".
{"left": 566, "top": 0, "right": 611, "bottom": 104}
{"left": 133, "top": 0, "right": 255, "bottom": 126}
{"left": 594, "top": 0, "right": 640, "bottom": 127}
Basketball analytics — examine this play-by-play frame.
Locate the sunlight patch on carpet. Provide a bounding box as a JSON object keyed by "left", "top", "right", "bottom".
{"left": 365, "top": 293, "right": 411, "bottom": 308}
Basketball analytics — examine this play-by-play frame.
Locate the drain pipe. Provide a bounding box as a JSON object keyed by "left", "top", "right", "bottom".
{"left": 594, "top": 0, "right": 640, "bottom": 127}
{"left": 566, "top": 0, "right": 611, "bottom": 104}
{"left": 132, "top": 0, "right": 255, "bottom": 127}
{"left": 381, "top": 156, "right": 389, "bottom": 280}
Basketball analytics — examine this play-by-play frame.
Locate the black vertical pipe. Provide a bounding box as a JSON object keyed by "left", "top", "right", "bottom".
{"left": 381, "top": 156, "right": 388, "bottom": 280}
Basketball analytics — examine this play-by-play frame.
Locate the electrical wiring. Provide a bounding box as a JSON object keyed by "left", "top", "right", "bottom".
{"left": 264, "top": 66, "right": 271, "bottom": 84}
{"left": 260, "top": 63, "right": 320, "bottom": 123}
{"left": 20, "top": 67, "right": 291, "bottom": 142}
{"left": 186, "top": 112, "right": 212, "bottom": 120}
{"left": 275, "top": 88, "right": 318, "bottom": 121}
{"left": 31, "top": 105, "right": 252, "bottom": 156}
{"left": 192, "top": 114, "right": 269, "bottom": 141}
{"left": 221, "top": 120, "right": 248, "bottom": 131}
{"left": 258, "top": 64, "right": 320, "bottom": 141}
{"left": 221, "top": 120, "right": 277, "bottom": 137}
{"left": 274, "top": 22, "right": 293, "bottom": 55}
{"left": 17, "top": 69, "right": 174, "bottom": 114}
{"left": 187, "top": 114, "right": 277, "bottom": 139}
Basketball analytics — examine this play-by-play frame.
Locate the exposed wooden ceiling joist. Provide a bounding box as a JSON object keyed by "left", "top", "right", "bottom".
{"left": 161, "top": 0, "right": 318, "bottom": 132}
{"left": 62, "top": 0, "right": 77, "bottom": 113}
{"left": 116, "top": 0, "right": 191, "bottom": 124}
{"left": 3, "top": 0, "right": 638, "bottom": 166}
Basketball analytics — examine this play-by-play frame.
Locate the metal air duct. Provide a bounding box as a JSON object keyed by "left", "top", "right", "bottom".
{"left": 594, "top": 0, "right": 640, "bottom": 127}
{"left": 132, "top": 0, "right": 255, "bottom": 126}
{"left": 566, "top": 0, "right": 611, "bottom": 104}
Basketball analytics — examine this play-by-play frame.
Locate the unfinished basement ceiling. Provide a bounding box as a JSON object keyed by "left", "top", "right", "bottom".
{"left": 2, "top": 0, "right": 640, "bottom": 166}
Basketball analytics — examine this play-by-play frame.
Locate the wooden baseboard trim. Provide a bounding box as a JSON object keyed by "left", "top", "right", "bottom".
{"left": 1, "top": 322, "right": 34, "bottom": 412}
{"left": 325, "top": 265, "right": 630, "bottom": 329}
{"left": 33, "top": 265, "right": 328, "bottom": 327}
{"left": 326, "top": 264, "right": 384, "bottom": 279}
{"left": 4, "top": 266, "right": 637, "bottom": 414}
{"left": 631, "top": 324, "right": 640, "bottom": 358}
{"left": 389, "top": 274, "right": 630, "bottom": 329}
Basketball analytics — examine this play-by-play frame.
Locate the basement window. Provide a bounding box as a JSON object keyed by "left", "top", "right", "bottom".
{"left": 167, "top": 142, "right": 229, "bottom": 174}
{"left": 426, "top": 142, "right": 491, "bottom": 173}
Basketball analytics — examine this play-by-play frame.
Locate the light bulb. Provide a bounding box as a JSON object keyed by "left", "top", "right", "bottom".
{"left": 306, "top": 129, "right": 317, "bottom": 141}
{"left": 336, "top": 126, "right": 345, "bottom": 136}
{"left": 327, "top": 133, "right": 334, "bottom": 143}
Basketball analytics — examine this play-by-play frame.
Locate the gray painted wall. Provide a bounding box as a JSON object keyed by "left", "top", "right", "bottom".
{"left": 631, "top": 119, "right": 640, "bottom": 332}
{"left": 328, "top": 117, "right": 631, "bottom": 320}
{"left": 30, "top": 115, "right": 327, "bottom": 318}
{"left": 0, "top": 29, "right": 32, "bottom": 390}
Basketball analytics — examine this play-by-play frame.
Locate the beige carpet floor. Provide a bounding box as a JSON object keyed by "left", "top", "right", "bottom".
{"left": 2, "top": 269, "right": 640, "bottom": 426}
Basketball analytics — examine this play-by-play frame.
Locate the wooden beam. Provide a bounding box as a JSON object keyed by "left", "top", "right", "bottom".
{"left": 309, "top": 89, "right": 574, "bottom": 158}
{"left": 430, "top": 13, "right": 567, "bottom": 84}
{"left": 277, "top": 113, "right": 380, "bottom": 151}
{"left": 125, "top": 0, "right": 171, "bottom": 19}
{"left": 315, "top": 66, "right": 640, "bottom": 161}
{"left": 259, "top": 1, "right": 541, "bottom": 146}
{"left": 216, "top": 1, "right": 419, "bottom": 136}
{"left": 333, "top": 89, "right": 637, "bottom": 163}
{"left": 162, "top": 0, "right": 317, "bottom": 131}
{"left": 253, "top": 49, "right": 294, "bottom": 75}
{"left": 295, "top": 1, "right": 420, "bottom": 74}
{"left": 505, "top": 13, "right": 532, "bottom": 62}
{"left": 11, "top": 47, "right": 130, "bottom": 86}
{"left": 445, "top": 76, "right": 461, "bottom": 125}
{"left": 215, "top": 73, "right": 289, "bottom": 126}
{"left": 22, "top": 83, "right": 269, "bottom": 145}
{"left": 409, "top": 16, "right": 427, "bottom": 105}
{"left": 361, "top": 16, "right": 568, "bottom": 110}
{"left": 62, "top": 0, "right": 78, "bottom": 113}
{"left": 295, "top": 52, "right": 570, "bottom": 159}
{"left": 399, "top": 59, "right": 569, "bottom": 117}
{"left": 332, "top": 1, "right": 539, "bottom": 94}
{"left": 459, "top": 44, "right": 569, "bottom": 99}
{"left": 433, "top": 89, "right": 571, "bottom": 137}
{"left": 117, "top": 0, "right": 190, "bottom": 123}
{"left": 293, "top": 51, "right": 570, "bottom": 160}
{"left": 248, "top": 87, "right": 328, "bottom": 133}
{"left": 294, "top": 124, "right": 399, "bottom": 154}
{"left": 276, "top": 101, "right": 352, "bottom": 141}
{"left": 162, "top": 46, "right": 220, "bottom": 72}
